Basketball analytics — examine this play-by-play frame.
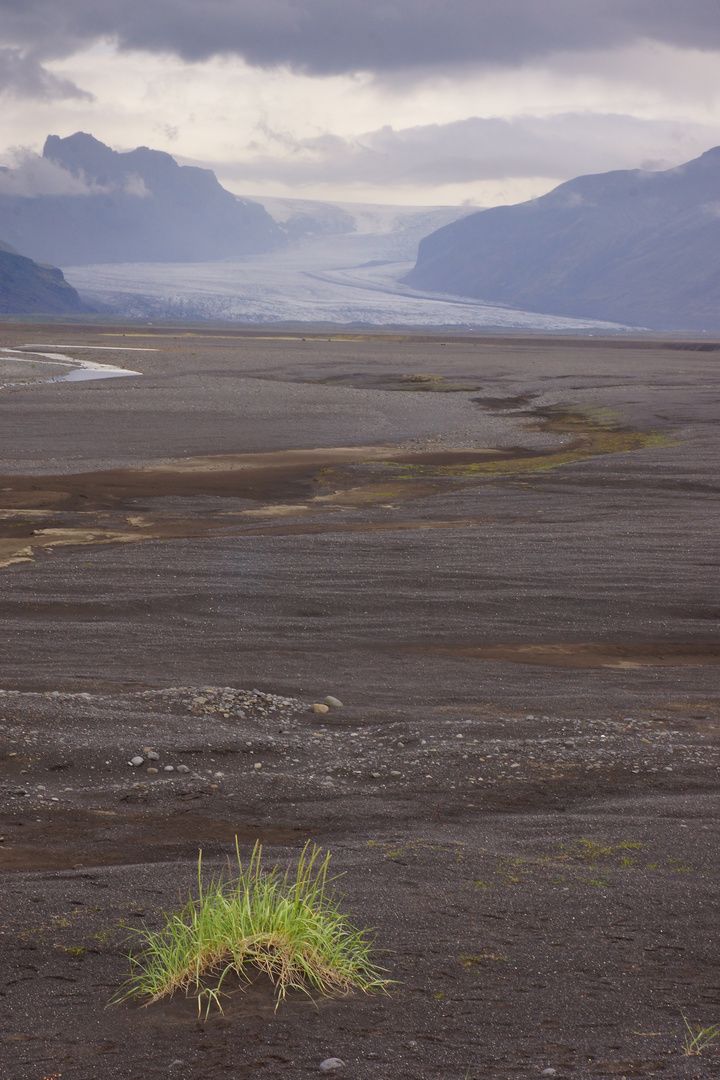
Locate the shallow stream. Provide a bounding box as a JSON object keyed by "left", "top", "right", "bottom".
{"left": 0, "top": 344, "right": 147, "bottom": 388}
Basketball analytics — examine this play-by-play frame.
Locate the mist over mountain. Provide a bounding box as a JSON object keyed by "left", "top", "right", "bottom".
{"left": 0, "top": 237, "right": 85, "bottom": 314}
{"left": 0, "top": 133, "right": 284, "bottom": 266}
{"left": 405, "top": 147, "right": 720, "bottom": 331}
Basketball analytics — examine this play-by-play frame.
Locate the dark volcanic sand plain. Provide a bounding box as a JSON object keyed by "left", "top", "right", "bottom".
{"left": 0, "top": 326, "right": 719, "bottom": 1080}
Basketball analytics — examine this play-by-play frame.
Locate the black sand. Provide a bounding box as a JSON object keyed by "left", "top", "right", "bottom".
{"left": 0, "top": 326, "right": 719, "bottom": 1079}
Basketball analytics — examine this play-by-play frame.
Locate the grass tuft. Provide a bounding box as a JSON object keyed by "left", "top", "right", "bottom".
{"left": 682, "top": 1014, "right": 720, "bottom": 1056}
{"left": 113, "top": 840, "right": 389, "bottom": 1014}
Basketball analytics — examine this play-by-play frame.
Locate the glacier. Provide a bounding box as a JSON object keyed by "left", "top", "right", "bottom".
{"left": 63, "top": 199, "right": 629, "bottom": 331}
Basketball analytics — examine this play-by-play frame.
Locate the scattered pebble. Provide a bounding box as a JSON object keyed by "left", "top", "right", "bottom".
{"left": 541, "top": 1070, "right": 557, "bottom": 1077}
{"left": 146, "top": 751, "right": 159, "bottom": 761}
{"left": 129, "top": 756, "right": 144, "bottom": 767}
{"left": 176, "top": 764, "right": 190, "bottom": 774}
{"left": 324, "top": 696, "right": 344, "bottom": 708}
{"left": 319, "top": 1060, "right": 345, "bottom": 1073}
{"left": 164, "top": 765, "right": 174, "bottom": 772}
{"left": 253, "top": 762, "right": 262, "bottom": 770}
{"left": 147, "top": 767, "right": 158, "bottom": 775}
{"left": 312, "top": 703, "right": 330, "bottom": 714}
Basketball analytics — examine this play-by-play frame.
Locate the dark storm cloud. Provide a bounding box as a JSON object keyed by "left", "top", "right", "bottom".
{"left": 1, "top": 0, "right": 720, "bottom": 75}
{"left": 0, "top": 47, "right": 91, "bottom": 99}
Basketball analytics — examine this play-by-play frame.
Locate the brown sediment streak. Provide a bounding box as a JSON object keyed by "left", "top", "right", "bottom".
{"left": 414, "top": 642, "right": 720, "bottom": 668}
{"left": 0, "top": 445, "right": 516, "bottom": 511}
{"left": 133, "top": 444, "right": 513, "bottom": 474}
{"left": 0, "top": 516, "right": 488, "bottom": 568}
{"left": 235, "top": 518, "right": 487, "bottom": 537}
{"left": 0, "top": 528, "right": 155, "bottom": 568}
{"left": 0, "top": 810, "right": 304, "bottom": 872}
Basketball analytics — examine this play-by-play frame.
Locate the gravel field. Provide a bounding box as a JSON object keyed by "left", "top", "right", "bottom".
{"left": 0, "top": 325, "right": 718, "bottom": 1079}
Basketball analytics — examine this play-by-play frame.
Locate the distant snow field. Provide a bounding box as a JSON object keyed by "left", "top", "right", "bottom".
{"left": 63, "top": 199, "right": 627, "bottom": 330}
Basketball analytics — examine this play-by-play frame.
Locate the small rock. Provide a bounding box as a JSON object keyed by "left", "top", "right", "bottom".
{"left": 371, "top": 772, "right": 381, "bottom": 779}
{"left": 176, "top": 764, "right": 190, "bottom": 774}
{"left": 390, "top": 770, "right": 402, "bottom": 777}
{"left": 312, "top": 703, "right": 330, "bottom": 714}
{"left": 324, "top": 696, "right": 344, "bottom": 708}
{"left": 129, "top": 756, "right": 144, "bottom": 767}
{"left": 253, "top": 762, "right": 262, "bottom": 770}
{"left": 164, "top": 765, "right": 175, "bottom": 772}
{"left": 319, "top": 1060, "right": 345, "bottom": 1073}
{"left": 146, "top": 751, "right": 160, "bottom": 761}
{"left": 147, "top": 767, "right": 159, "bottom": 775}
{"left": 541, "top": 1070, "right": 557, "bottom": 1077}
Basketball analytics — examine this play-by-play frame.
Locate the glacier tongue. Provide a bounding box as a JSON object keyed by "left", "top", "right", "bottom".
{"left": 62, "top": 199, "right": 628, "bottom": 331}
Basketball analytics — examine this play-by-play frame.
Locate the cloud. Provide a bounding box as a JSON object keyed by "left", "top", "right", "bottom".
{"left": 0, "top": 46, "right": 92, "bottom": 99}
{"left": 211, "top": 113, "right": 720, "bottom": 190}
{"left": 0, "top": 150, "right": 153, "bottom": 196}
{"left": 2, "top": 1, "right": 720, "bottom": 77}
{"left": 122, "top": 172, "right": 151, "bottom": 196}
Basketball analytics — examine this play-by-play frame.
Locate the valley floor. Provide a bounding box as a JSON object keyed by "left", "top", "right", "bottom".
{"left": 0, "top": 327, "right": 718, "bottom": 1078}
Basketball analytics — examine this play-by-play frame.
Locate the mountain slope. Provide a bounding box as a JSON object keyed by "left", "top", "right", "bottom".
{"left": 0, "top": 242, "right": 85, "bottom": 314}
{"left": 405, "top": 147, "right": 720, "bottom": 330}
{"left": 0, "top": 133, "right": 284, "bottom": 266}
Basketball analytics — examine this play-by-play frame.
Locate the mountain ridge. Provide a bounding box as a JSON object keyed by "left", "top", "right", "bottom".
{"left": 404, "top": 147, "right": 720, "bottom": 330}
{"left": 0, "top": 133, "right": 284, "bottom": 266}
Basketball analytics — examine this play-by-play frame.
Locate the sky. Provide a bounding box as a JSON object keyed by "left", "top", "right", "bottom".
{"left": 1, "top": 1, "right": 720, "bottom": 207}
